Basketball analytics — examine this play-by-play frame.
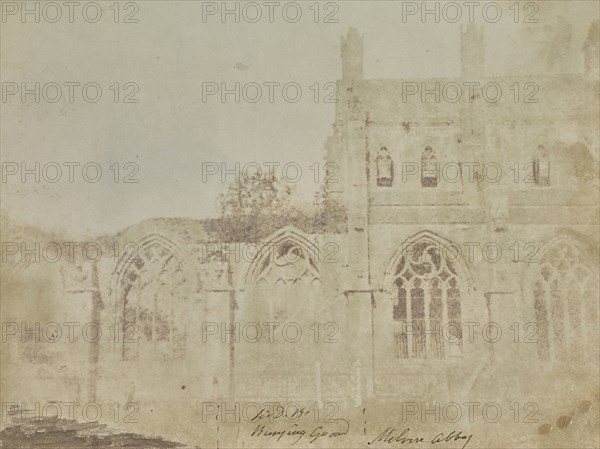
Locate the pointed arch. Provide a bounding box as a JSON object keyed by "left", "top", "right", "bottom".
{"left": 384, "top": 230, "right": 473, "bottom": 292}
{"left": 111, "top": 234, "right": 187, "bottom": 361}
{"left": 112, "top": 233, "right": 185, "bottom": 291}
{"left": 244, "top": 226, "right": 321, "bottom": 288}
{"left": 384, "top": 230, "right": 473, "bottom": 360}
{"left": 235, "top": 227, "right": 329, "bottom": 394}
{"left": 525, "top": 233, "right": 598, "bottom": 361}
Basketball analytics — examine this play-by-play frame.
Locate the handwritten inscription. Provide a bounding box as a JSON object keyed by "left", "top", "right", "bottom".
{"left": 368, "top": 427, "right": 473, "bottom": 449}
{"left": 250, "top": 419, "right": 350, "bottom": 445}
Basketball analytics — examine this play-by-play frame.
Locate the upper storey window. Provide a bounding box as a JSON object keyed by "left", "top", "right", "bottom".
{"left": 421, "top": 146, "right": 438, "bottom": 187}
{"left": 376, "top": 146, "right": 393, "bottom": 187}
{"left": 533, "top": 144, "right": 550, "bottom": 186}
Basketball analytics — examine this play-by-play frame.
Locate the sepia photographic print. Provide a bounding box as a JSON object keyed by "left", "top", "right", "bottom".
{"left": 1, "top": 1, "right": 599, "bottom": 448}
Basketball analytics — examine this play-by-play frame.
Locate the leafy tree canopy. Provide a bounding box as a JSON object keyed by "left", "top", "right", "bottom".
{"left": 209, "top": 175, "right": 346, "bottom": 242}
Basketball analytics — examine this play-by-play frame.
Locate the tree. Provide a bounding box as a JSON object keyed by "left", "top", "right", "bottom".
{"left": 212, "top": 175, "right": 347, "bottom": 242}
{"left": 214, "top": 175, "right": 311, "bottom": 242}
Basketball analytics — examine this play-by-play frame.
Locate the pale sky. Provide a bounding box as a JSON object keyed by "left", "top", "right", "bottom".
{"left": 1, "top": 0, "right": 597, "bottom": 238}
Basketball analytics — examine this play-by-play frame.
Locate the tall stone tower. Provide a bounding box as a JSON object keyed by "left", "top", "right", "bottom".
{"left": 341, "top": 27, "right": 363, "bottom": 82}
{"left": 583, "top": 20, "right": 599, "bottom": 78}
{"left": 459, "top": 24, "right": 486, "bottom": 181}
{"left": 460, "top": 23, "right": 484, "bottom": 78}
{"left": 326, "top": 28, "right": 370, "bottom": 291}
{"left": 459, "top": 24, "right": 486, "bottom": 163}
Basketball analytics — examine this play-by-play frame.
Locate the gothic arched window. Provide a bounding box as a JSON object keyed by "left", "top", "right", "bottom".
{"left": 532, "top": 240, "right": 597, "bottom": 361}
{"left": 391, "top": 236, "right": 463, "bottom": 359}
{"left": 533, "top": 144, "right": 550, "bottom": 186}
{"left": 238, "top": 231, "right": 325, "bottom": 399}
{"left": 421, "top": 146, "right": 439, "bottom": 187}
{"left": 251, "top": 240, "right": 321, "bottom": 322}
{"left": 376, "top": 146, "right": 394, "bottom": 187}
{"left": 119, "top": 240, "right": 187, "bottom": 361}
